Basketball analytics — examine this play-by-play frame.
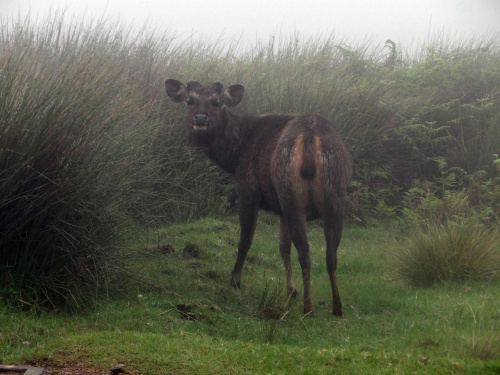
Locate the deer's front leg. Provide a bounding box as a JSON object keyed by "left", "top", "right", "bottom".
{"left": 230, "top": 198, "right": 259, "bottom": 288}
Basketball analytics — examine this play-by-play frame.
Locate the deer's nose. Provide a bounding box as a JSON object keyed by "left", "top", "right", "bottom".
{"left": 193, "top": 113, "right": 209, "bottom": 126}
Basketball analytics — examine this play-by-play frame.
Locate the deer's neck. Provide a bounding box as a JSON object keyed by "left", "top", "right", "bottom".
{"left": 191, "top": 108, "right": 251, "bottom": 176}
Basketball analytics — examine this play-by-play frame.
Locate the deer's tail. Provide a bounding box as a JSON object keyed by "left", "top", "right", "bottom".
{"left": 300, "top": 132, "right": 320, "bottom": 180}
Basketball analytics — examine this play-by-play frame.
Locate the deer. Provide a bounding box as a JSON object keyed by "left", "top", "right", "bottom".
{"left": 165, "top": 79, "right": 352, "bottom": 317}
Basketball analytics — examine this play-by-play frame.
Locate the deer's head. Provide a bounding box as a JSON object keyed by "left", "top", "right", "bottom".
{"left": 165, "top": 79, "right": 245, "bottom": 132}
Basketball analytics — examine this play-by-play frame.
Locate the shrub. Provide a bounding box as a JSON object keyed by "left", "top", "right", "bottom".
{"left": 391, "top": 221, "right": 500, "bottom": 286}
{"left": 0, "top": 16, "right": 161, "bottom": 311}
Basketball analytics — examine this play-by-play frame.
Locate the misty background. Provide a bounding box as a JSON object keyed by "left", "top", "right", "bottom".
{"left": 1, "top": 0, "right": 500, "bottom": 50}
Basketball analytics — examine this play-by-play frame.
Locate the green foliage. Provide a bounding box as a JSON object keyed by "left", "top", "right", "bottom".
{"left": 391, "top": 221, "right": 500, "bottom": 286}
{"left": 402, "top": 159, "right": 500, "bottom": 225}
{"left": 0, "top": 17, "right": 170, "bottom": 310}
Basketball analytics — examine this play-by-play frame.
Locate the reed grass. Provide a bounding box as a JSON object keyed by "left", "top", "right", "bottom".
{"left": 0, "top": 16, "right": 168, "bottom": 310}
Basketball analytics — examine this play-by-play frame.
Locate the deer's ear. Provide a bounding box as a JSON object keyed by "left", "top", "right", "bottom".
{"left": 165, "top": 79, "right": 188, "bottom": 103}
{"left": 221, "top": 84, "right": 245, "bottom": 107}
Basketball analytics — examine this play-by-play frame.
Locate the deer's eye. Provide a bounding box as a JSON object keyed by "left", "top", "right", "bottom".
{"left": 211, "top": 99, "right": 220, "bottom": 107}
{"left": 186, "top": 97, "right": 194, "bottom": 105}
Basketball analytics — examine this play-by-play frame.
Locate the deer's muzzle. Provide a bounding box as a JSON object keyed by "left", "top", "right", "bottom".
{"left": 193, "top": 113, "right": 209, "bottom": 130}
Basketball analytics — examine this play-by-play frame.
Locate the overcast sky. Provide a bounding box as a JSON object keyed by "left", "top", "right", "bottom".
{"left": 1, "top": 0, "right": 499, "bottom": 49}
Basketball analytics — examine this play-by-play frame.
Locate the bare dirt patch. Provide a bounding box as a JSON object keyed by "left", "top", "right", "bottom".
{"left": 27, "top": 362, "right": 139, "bottom": 375}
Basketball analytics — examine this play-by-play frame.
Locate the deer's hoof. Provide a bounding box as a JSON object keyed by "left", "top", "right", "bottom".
{"left": 332, "top": 305, "right": 343, "bottom": 318}
{"left": 230, "top": 277, "right": 241, "bottom": 289}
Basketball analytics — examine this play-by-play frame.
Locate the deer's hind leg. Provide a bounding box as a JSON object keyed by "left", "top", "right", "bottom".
{"left": 281, "top": 211, "right": 314, "bottom": 316}
{"left": 323, "top": 200, "right": 345, "bottom": 317}
{"left": 279, "top": 217, "right": 297, "bottom": 298}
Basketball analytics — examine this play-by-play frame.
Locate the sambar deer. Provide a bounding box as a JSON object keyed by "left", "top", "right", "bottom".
{"left": 165, "top": 79, "right": 352, "bottom": 316}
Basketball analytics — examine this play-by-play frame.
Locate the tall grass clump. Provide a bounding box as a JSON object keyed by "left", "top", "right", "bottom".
{"left": 391, "top": 221, "right": 500, "bottom": 286}
{"left": 0, "top": 16, "right": 169, "bottom": 311}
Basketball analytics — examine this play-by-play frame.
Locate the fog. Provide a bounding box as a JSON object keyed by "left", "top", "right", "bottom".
{"left": 1, "top": 0, "right": 499, "bottom": 49}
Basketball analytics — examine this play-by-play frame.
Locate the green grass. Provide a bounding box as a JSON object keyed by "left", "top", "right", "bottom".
{"left": 1, "top": 216, "right": 499, "bottom": 374}
{"left": 391, "top": 220, "right": 500, "bottom": 286}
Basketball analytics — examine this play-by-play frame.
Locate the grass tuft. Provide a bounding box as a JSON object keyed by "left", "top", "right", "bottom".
{"left": 391, "top": 221, "right": 500, "bottom": 286}
{"left": 257, "top": 279, "right": 292, "bottom": 344}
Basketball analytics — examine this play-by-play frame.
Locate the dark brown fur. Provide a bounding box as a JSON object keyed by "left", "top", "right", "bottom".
{"left": 165, "top": 79, "right": 352, "bottom": 316}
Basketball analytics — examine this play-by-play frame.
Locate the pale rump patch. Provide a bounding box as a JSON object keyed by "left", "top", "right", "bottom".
{"left": 290, "top": 134, "right": 305, "bottom": 190}
{"left": 290, "top": 134, "right": 322, "bottom": 172}
{"left": 292, "top": 134, "right": 305, "bottom": 163}
{"left": 290, "top": 134, "right": 324, "bottom": 202}
{"left": 311, "top": 134, "right": 324, "bottom": 191}
{"left": 313, "top": 135, "right": 322, "bottom": 160}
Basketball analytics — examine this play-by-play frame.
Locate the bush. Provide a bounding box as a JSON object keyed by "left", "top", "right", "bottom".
{"left": 391, "top": 221, "right": 500, "bottom": 286}
{"left": 0, "top": 16, "right": 162, "bottom": 311}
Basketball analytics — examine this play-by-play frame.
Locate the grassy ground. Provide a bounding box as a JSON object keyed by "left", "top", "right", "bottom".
{"left": 1, "top": 214, "right": 499, "bottom": 374}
